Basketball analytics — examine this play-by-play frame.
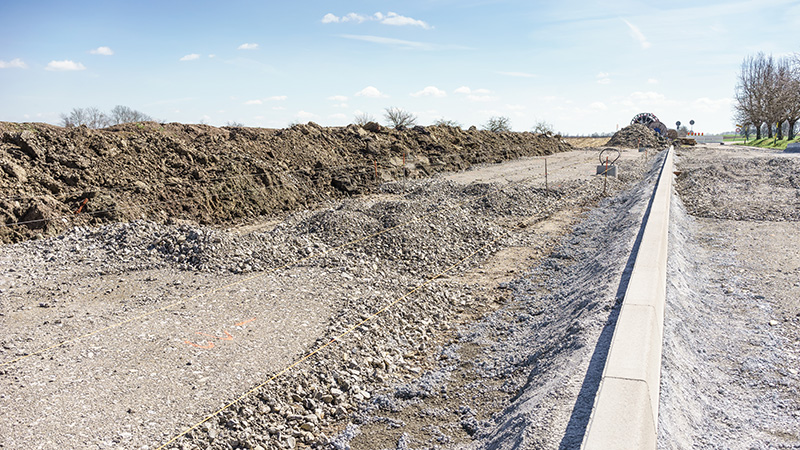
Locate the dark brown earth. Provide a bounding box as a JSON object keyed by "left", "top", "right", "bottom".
{"left": 0, "top": 121, "right": 571, "bottom": 244}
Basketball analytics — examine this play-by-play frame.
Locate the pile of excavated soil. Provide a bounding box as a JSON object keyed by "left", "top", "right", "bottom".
{"left": 0, "top": 121, "right": 571, "bottom": 244}
{"left": 607, "top": 124, "right": 669, "bottom": 149}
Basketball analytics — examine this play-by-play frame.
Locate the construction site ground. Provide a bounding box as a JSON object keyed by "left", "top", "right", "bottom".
{"left": 1, "top": 143, "right": 798, "bottom": 450}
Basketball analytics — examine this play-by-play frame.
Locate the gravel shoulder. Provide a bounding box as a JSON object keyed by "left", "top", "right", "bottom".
{"left": 659, "top": 145, "right": 800, "bottom": 448}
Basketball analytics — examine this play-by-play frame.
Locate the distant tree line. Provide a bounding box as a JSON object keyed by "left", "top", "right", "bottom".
{"left": 60, "top": 105, "right": 153, "bottom": 129}
{"left": 734, "top": 53, "right": 800, "bottom": 140}
{"left": 352, "top": 108, "right": 563, "bottom": 134}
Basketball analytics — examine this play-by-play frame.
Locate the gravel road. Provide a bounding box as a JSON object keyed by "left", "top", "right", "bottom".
{"left": 0, "top": 147, "right": 652, "bottom": 450}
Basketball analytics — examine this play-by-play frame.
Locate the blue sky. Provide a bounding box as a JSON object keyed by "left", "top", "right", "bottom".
{"left": 1, "top": 0, "right": 799, "bottom": 134}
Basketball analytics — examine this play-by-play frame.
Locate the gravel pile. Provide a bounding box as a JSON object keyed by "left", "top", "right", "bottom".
{"left": 148, "top": 160, "right": 649, "bottom": 449}
{"left": 676, "top": 155, "right": 800, "bottom": 221}
{"left": 607, "top": 124, "right": 670, "bottom": 149}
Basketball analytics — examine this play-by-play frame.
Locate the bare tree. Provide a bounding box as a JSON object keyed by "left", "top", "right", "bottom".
{"left": 383, "top": 107, "right": 417, "bottom": 129}
{"left": 60, "top": 107, "right": 88, "bottom": 128}
{"left": 782, "top": 56, "right": 800, "bottom": 140}
{"left": 433, "top": 118, "right": 461, "bottom": 128}
{"left": 735, "top": 53, "right": 771, "bottom": 140}
{"left": 85, "top": 107, "right": 110, "bottom": 129}
{"left": 354, "top": 112, "right": 376, "bottom": 126}
{"left": 532, "top": 119, "right": 554, "bottom": 134}
{"left": 225, "top": 121, "right": 245, "bottom": 127}
{"left": 109, "top": 105, "right": 152, "bottom": 124}
{"left": 483, "top": 116, "right": 511, "bottom": 132}
{"left": 62, "top": 105, "right": 151, "bottom": 128}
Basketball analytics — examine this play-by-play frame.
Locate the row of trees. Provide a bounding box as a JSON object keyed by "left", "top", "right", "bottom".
{"left": 58, "top": 104, "right": 558, "bottom": 134}
{"left": 60, "top": 105, "right": 153, "bottom": 128}
{"left": 734, "top": 53, "right": 800, "bottom": 140}
{"left": 354, "top": 107, "right": 555, "bottom": 134}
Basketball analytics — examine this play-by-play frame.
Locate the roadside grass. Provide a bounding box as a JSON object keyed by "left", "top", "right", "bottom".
{"left": 731, "top": 136, "right": 800, "bottom": 149}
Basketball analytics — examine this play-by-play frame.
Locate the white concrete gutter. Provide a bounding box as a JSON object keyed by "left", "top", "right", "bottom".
{"left": 582, "top": 146, "right": 674, "bottom": 449}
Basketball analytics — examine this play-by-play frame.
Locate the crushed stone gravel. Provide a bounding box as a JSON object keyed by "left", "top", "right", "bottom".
{"left": 0, "top": 151, "right": 651, "bottom": 450}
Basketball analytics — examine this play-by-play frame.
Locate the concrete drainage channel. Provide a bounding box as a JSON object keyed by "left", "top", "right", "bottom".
{"left": 582, "top": 146, "right": 674, "bottom": 449}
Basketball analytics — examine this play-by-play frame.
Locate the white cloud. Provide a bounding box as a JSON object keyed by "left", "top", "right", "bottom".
{"left": 328, "top": 95, "right": 348, "bottom": 102}
{"left": 245, "top": 96, "right": 286, "bottom": 105}
{"left": 180, "top": 53, "right": 201, "bottom": 61}
{"left": 355, "top": 86, "right": 388, "bottom": 98}
{"left": 339, "top": 34, "right": 433, "bottom": 50}
{"left": 468, "top": 95, "right": 495, "bottom": 102}
{"left": 209, "top": 54, "right": 216, "bottom": 58}
{"left": 379, "top": 12, "right": 431, "bottom": 29}
{"left": 238, "top": 43, "right": 259, "bottom": 50}
{"left": 322, "top": 13, "right": 340, "bottom": 23}
{"left": 454, "top": 86, "right": 491, "bottom": 95}
{"left": 590, "top": 101, "right": 608, "bottom": 110}
{"left": 322, "top": 12, "right": 368, "bottom": 23}
{"left": 296, "top": 110, "right": 317, "bottom": 119}
{"left": 411, "top": 86, "right": 446, "bottom": 98}
{"left": 596, "top": 72, "right": 611, "bottom": 84}
{"left": 46, "top": 60, "right": 86, "bottom": 71}
{"left": 691, "top": 97, "right": 733, "bottom": 113}
{"left": 629, "top": 91, "right": 667, "bottom": 102}
{"left": 0, "top": 58, "right": 28, "bottom": 69}
{"left": 497, "top": 71, "right": 535, "bottom": 78}
{"left": 623, "top": 19, "right": 652, "bottom": 49}
{"left": 455, "top": 86, "right": 494, "bottom": 100}
{"left": 323, "top": 11, "right": 430, "bottom": 28}
{"left": 647, "top": 78, "right": 659, "bottom": 84}
{"left": 90, "top": 46, "right": 113, "bottom": 56}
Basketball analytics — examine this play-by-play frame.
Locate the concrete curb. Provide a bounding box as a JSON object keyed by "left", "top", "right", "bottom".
{"left": 582, "top": 146, "right": 674, "bottom": 449}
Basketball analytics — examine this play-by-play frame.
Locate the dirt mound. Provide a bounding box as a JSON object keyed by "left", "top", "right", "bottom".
{"left": 0, "top": 122, "right": 571, "bottom": 244}
{"left": 607, "top": 124, "right": 669, "bottom": 149}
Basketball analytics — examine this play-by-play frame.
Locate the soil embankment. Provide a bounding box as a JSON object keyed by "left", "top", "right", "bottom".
{"left": 0, "top": 122, "right": 570, "bottom": 243}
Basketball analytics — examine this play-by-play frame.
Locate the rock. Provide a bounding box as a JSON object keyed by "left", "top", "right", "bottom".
{"left": 1, "top": 160, "right": 27, "bottom": 182}
{"left": 7, "top": 130, "right": 45, "bottom": 160}
{"left": 20, "top": 196, "right": 60, "bottom": 230}
{"left": 769, "top": 319, "right": 779, "bottom": 326}
{"left": 362, "top": 122, "right": 381, "bottom": 132}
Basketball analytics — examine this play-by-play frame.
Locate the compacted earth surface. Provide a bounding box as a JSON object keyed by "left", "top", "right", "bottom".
{"left": 659, "top": 144, "right": 800, "bottom": 449}
{"left": 0, "top": 136, "right": 656, "bottom": 450}
{"left": 4, "top": 130, "right": 796, "bottom": 450}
